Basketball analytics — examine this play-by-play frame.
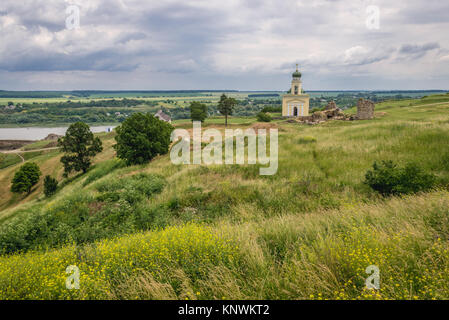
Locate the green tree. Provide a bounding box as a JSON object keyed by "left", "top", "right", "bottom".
{"left": 217, "top": 94, "right": 237, "bottom": 127}
{"left": 114, "top": 112, "right": 174, "bottom": 165}
{"left": 11, "top": 162, "right": 41, "bottom": 194}
{"left": 43, "top": 175, "right": 58, "bottom": 197}
{"left": 58, "top": 122, "right": 103, "bottom": 176}
{"left": 257, "top": 112, "right": 272, "bottom": 122}
{"left": 189, "top": 101, "right": 208, "bottom": 122}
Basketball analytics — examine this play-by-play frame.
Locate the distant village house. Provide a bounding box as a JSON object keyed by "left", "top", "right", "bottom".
{"left": 155, "top": 110, "right": 171, "bottom": 123}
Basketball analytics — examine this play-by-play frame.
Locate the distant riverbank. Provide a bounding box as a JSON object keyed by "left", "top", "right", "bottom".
{"left": 0, "top": 125, "right": 117, "bottom": 140}
{"left": 0, "top": 122, "right": 119, "bottom": 129}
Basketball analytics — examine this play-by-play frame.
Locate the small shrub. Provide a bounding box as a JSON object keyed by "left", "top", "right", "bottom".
{"left": 256, "top": 112, "right": 272, "bottom": 122}
{"left": 298, "top": 136, "right": 317, "bottom": 144}
{"left": 364, "top": 160, "right": 436, "bottom": 196}
{"left": 11, "top": 162, "right": 41, "bottom": 194}
{"left": 43, "top": 176, "right": 58, "bottom": 197}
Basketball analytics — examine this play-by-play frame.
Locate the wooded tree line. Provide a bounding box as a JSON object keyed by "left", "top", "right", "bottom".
{"left": 0, "top": 99, "right": 161, "bottom": 124}
{"left": 1, "top": 96, "right": 283, "bottom": 125}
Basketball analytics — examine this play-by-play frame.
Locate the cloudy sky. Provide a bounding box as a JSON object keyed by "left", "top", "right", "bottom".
{"left": 0, "top": 0, "right": 448, "bottom": 90}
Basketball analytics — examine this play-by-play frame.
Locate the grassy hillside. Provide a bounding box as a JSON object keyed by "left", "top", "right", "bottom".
{"left": 0, "top": 133, "right": 117, "bottom": 213}
{"left": 0, "top": 94, "right": 449, "bottom": 299}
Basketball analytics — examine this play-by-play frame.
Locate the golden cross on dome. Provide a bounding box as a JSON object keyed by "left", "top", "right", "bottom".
{"left": 296, "top": 63, "right": 299, "bottom": 71}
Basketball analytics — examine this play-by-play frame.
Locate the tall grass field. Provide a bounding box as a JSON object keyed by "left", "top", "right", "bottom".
{"left": 0, "top": 94, "right": 449, "bottom": 299}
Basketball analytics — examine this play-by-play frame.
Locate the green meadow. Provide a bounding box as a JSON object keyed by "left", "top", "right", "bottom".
{"left": 0, "top": 94, "right": 449, "bottom": 299}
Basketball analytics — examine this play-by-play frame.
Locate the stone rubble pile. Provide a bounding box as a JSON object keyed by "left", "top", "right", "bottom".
{"left": 291, "top": 98, "right": 375, "bottom": 125}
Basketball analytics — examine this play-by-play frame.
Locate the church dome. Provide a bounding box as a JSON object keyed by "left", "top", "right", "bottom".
{"left": 292, "top": 70, "right": 302, "bottom": 78}
{"left": 292, "top": 64, "right": 301, "bottom": 78}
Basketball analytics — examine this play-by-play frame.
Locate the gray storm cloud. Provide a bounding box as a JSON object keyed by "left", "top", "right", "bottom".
{"left": 0, "top": 0, "right": 448, "bottom": 90}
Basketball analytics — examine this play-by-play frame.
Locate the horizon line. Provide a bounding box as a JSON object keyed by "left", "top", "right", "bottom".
{"left": 1, "top": 89, "right": 448, "bottom": 93}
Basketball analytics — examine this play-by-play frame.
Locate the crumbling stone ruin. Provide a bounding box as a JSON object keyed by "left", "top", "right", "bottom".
{"left": 324, "top": 100, "right": 337, "bottom": 110}
{"left": 294, "top": 100, "right": 348, "bottom": 124}
{"left": 286, "top": 99, "right": 376, "bottom": 125}
{"left": 311, "top": 111, "right": 327, "bottom": 122}
{"left": 356, "top": 98, "right": 375, "bottom": 120}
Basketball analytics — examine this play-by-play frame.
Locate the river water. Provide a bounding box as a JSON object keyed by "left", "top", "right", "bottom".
{"left": 0, "top": 126, "right": 116, "bottom": 140}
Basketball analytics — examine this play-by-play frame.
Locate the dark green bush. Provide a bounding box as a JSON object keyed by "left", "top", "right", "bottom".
{"left": 11, "top": 162, "right": 41, "bottom": 194}
{"left": 256, "top": 112, "right": 272, "bottom": 122}
{"left": 364, "top": 160, "right": 436, "bottom": 196}
{"left": 43, "top": 175, "right": 58, "bottom": 197}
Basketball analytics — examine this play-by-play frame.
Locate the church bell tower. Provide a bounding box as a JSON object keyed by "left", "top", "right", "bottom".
{"left": 291, "top": 64, "right": 302, "bottom": 95}
{"left": 282, "top": 64, "right": 310, "bottom": 117}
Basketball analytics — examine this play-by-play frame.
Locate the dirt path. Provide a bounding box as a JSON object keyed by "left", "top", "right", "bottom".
{"left": 0, "top": 146, "right": 60, "bottom": 164}
{"left": 413, "top": 101, "right": 449, "bottom": 107}
{"left": 15, "top": 153, "right": 24, "bottom": 163}
{"left": 1, "top": 147, "right": 60, "bottom": 154}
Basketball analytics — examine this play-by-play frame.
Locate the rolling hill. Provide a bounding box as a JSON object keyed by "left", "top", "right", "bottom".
{"left": 0, "top": 94, "right": 449, "bottom": 299}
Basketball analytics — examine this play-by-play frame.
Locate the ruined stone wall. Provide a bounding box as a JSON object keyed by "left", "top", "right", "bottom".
{"left": 324, "top": 100, "right": 337, "bottom": 110}
{"left": 357, "top": 99, "right": 375, "bottom": 120}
